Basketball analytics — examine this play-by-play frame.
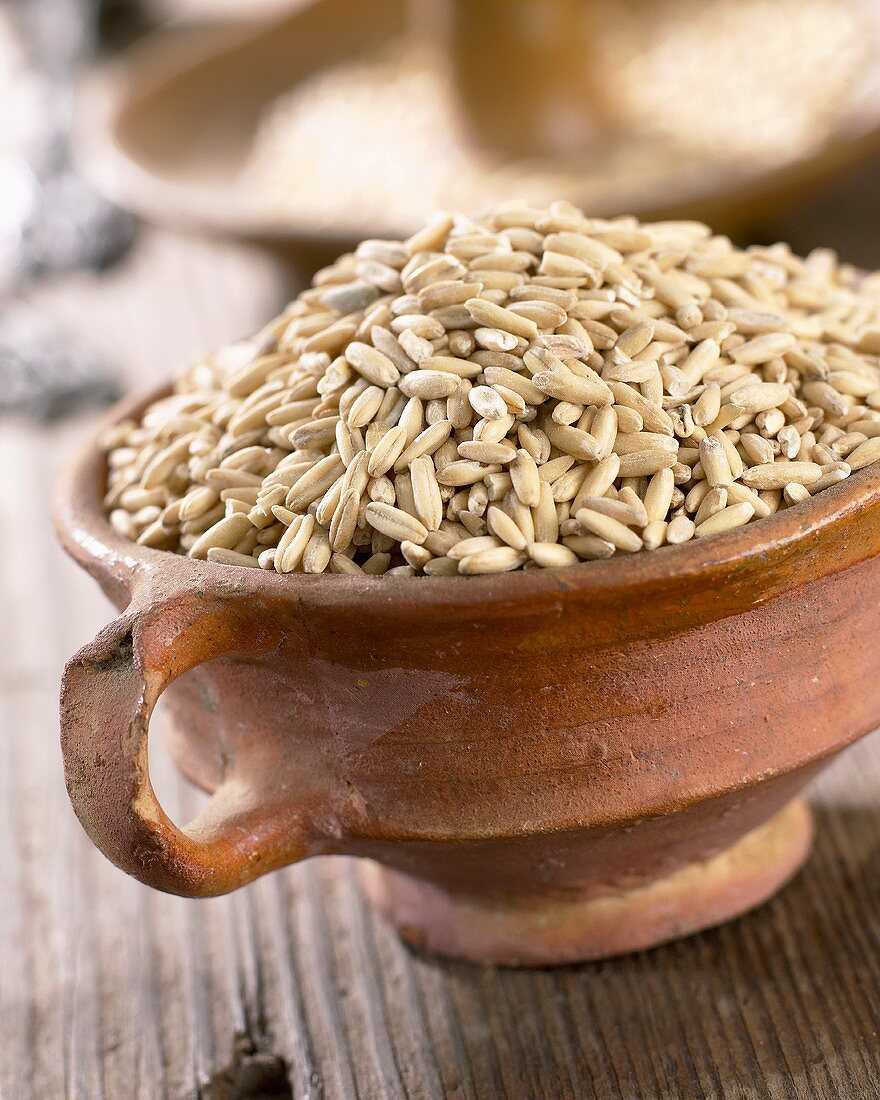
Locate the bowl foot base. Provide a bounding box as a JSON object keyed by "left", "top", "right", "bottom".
{"left": 360, "top": 799, "right": 813, "bottom": 967}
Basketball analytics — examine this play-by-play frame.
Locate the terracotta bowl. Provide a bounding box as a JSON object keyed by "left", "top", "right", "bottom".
{"left": 56, "top": 387, "right": 880, "bottom": 966}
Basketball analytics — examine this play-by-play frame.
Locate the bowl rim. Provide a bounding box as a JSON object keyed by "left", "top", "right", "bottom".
{"left": 55, "top": 382, "right": 880, "bottom": 612}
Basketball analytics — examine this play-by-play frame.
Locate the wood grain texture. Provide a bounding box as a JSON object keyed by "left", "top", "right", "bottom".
{"left": 1, "top": 229, "right": 878, "bottom": 1099}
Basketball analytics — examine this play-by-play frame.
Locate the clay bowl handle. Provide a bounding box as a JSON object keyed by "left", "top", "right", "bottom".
{"left": 60, "top": 591, "right": 302, "bottom": 897}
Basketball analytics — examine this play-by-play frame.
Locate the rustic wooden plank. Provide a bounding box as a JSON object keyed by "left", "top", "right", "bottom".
{"left": 1, "top": 227, "right": 879, "bottom": 1100}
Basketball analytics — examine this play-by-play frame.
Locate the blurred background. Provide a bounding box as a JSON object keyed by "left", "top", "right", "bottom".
{"left": 3, "top": 1, "right": 880, "bottom": 1095}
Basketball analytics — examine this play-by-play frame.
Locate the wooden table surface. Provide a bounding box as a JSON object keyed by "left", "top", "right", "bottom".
{"left": 2, "top": 222, "right": 880, "bottom": 1100}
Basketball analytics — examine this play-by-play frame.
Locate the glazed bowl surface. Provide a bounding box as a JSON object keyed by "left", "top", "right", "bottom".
{"left": 56, "top": 386, "right": 880, "bottom": 964}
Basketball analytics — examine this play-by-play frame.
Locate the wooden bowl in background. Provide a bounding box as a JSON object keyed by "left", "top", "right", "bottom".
{"left": 78, "top": 0, "right": 880, "bottom": 273}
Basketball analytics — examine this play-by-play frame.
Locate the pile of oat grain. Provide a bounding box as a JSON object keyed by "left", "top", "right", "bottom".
{"left": 102, "top": 201, "right": 880, "bottom": 576}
